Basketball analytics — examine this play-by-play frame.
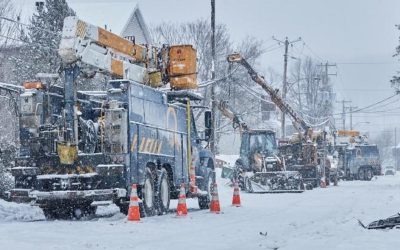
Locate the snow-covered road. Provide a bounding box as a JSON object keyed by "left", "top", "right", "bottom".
{"left": 2, "top": 167, "right": 400, "bottom": 249}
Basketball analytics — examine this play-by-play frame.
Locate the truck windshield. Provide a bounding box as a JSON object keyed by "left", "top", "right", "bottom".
{"left": 249, "top": 133, "right": 277, "bottom": 155}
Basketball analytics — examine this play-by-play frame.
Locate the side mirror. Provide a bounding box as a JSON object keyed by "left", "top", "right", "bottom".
{"left": 204, "top": 110, "right": 212, "bottom": 140}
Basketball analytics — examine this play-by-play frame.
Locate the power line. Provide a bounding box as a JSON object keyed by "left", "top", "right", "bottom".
{"left": 336, "top": 62, "right": 396, "bottom": 65}
{"left": 334, "top": 93, "right": 399, "bottom": 115}
{"left": 0, "top": 16, "right": 60, "bottom": 36}
{"left": 0, "top": 34, "right": 57, "bottom": 51}
{"left": 302, "top": 41, "right": 325, "bottom": 62}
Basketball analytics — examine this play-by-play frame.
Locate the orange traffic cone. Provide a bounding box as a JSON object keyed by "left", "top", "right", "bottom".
{"left": 176, "top": 183, "right": 188, "bottom": 216}
{"left": 127, "top": 184, "right": 140, "bottom": 221}
{"left": 232, "top": 180, "right": 241, "bottom": 207}
{"left": 210, "top": 182, "right": 221, "bottom": 213}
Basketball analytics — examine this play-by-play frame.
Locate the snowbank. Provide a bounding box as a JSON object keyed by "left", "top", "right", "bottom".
{"left": 0, "top": 199, "right": 44, "bottom": 222}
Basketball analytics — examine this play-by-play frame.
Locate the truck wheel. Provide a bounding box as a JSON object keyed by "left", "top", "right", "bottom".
{"left": 358, "top": 169, "right": 365, "bottom": 181}
{"left": 43, "top": 208, "right": 58, "bottom": 220}
{"left": 155, "top": 168, "right": 170, "bottom": 215}
{"left": 365, "top": 168, "right": 373, "bottom": 181}
{"left": 43, "top": 206, "right": 72, "bottom": 220}
{"left": 142, "top": 167, "right": 156, "bottom": 216}
{"left": 198, "top": 171, "right": 214, "bottom": 209}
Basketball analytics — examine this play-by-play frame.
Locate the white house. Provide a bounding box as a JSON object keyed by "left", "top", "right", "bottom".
{"left": 14, "top": 0, "right": 151, "bottom": 44}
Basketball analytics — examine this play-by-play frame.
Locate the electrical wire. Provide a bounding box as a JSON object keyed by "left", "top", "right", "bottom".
{"left": 0, "top": 33, "right": 57, "bottom": 51}
{"left": 0, "top": 16, "right": 61, "bottom": 36}
{"left": 234, "top": 80, "right": 333, "bottom": 128}
{"left": 336, "top": 62, "right": 396, "bottom": 65}
{"left": 197, "top": 65, "right": 240, "bottom": 88}
{"left": 302, "top": 41, "right": 325, "bottom": 62}
{"left": 337, "top": 93, "right": 399, "bottom": 115}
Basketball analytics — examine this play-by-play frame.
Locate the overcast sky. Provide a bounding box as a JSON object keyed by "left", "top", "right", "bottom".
{"left": 135, "top": 0, "right": 400, "bottom": 136}
{"left": 15, "top": 0, "right": 400, "bottom": 137}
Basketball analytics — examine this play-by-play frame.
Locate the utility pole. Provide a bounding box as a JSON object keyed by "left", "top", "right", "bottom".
{"left": 272, "top": 36, "right": 301, "bottom": 138}
{"left": 348, "top": 106, "right": 357, "bottom": 130}
{"left": 319, "top": 62, "right": 337, "bottom": 87}
{"left": 210, "top": 0, "right": 216, "bottom": 154}
{"left": 336, "top": 99, "right": 351, "bottom": 130}
{"left": 318, "top": 61, "right": 336, "bottom": 123}
{"left": 395, "top": 128, "right": 398, "bottom": 170}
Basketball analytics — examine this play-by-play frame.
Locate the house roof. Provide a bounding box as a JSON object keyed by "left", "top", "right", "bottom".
{"left": 14, "top": 0, "right": 151, "bottom": 43}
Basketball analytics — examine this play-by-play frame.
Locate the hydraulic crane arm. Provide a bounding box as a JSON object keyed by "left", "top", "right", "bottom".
{"left": 227, "top": 53, "right": 310, "bottom": 135}
{"left": 59, "top": 16, "right": 198, "bottom": 89}
{"left": 215, "top": 100, "right": 249, "bottom": 133}
{"left": 59, "top": 16, "right": 149, "bottom": 83}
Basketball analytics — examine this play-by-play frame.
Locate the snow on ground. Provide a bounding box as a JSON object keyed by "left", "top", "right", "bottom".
{"left": 1, "top": 156, "right": 400, "bottom": 249}
{"left": 0, "top": 199, "right": 44, "bottom": 222}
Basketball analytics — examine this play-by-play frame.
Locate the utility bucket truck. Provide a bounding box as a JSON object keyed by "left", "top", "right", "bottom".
{"left": 2, "top": 16, "right": 215, "bottom": 219}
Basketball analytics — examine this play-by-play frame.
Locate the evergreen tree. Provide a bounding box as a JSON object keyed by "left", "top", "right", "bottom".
{"left": 392, "top": 25, "right": 400, "bottom": 91}
{"left": 10, "top": 0, "right": 75, "bottom": 83}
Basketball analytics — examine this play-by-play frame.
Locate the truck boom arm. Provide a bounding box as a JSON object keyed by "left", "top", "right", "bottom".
{"left": 59, "top": 16, "right": 198, "bottom": 89}
{"left": 59, "top": 16, "right": 149, "bottom": 83}
{"left": 227, "top": 53, "right": 310, "bottom": 135}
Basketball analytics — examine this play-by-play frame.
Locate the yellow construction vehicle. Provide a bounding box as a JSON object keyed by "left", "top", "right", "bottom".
{"left": 227, "top": 53, "right": 330, "bottom": 189}
{"left": 216, "top": 100, "right": 304, "bottom": 193}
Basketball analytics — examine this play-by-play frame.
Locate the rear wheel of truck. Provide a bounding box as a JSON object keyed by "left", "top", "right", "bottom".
{"left": 72, "top": 205, "right": 96, "bottom": 220}
{"left": 198, "top": 171, "right": 214, "bottom": 209}
{"left": 365, "top": 168, "right": 373, "bottom": 181}
{"left": 155, "top": 168, "right": 170, "bottom": 215}
{"left": 42, "top": 208, "right": 58, "bottom": 220}
{"left": 358, "top": 169, "right": 365, "bottom": 181}
{"left": 142, "top": 167, "right": 156, "bottom": 217}
{"left": 42, "top": 206, "right": 74, "bottom": 220}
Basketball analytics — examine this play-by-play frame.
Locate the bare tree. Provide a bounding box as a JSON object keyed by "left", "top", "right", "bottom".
{"left": 152, "top": 20, "right": 264, "bottom": 152}
{"left": 391, "top": 24, "right": 400, "bottom": 91}
{"left": 288, "top": 57, "right": 334, "bottom": 127}
{"left": 0, "top": 0, "right": 17, "bottom": 198}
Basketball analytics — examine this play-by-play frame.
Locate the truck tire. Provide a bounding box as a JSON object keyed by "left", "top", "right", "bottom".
{"left": 72, "top": 204, "right": 96, "bottom": 220}
{"left": 358, "top": 169, "right": 365, "bottom": 181}
{"left": 142, "top": 167, "right": 156, "bottom": 216}
{"left": 155, "top": 168, "right": 170, "bottom": 215}
{"left": 43, "top": 206, "right": 73, "bottom": 220}
{"left": 198, "top": 171, "right": 214, "bottom": 209}
{"left": 365, "top": 168, "right": 373, "bottom": 181}
{"left": 42, "top": 208, "right": 58, "bottom": 220}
